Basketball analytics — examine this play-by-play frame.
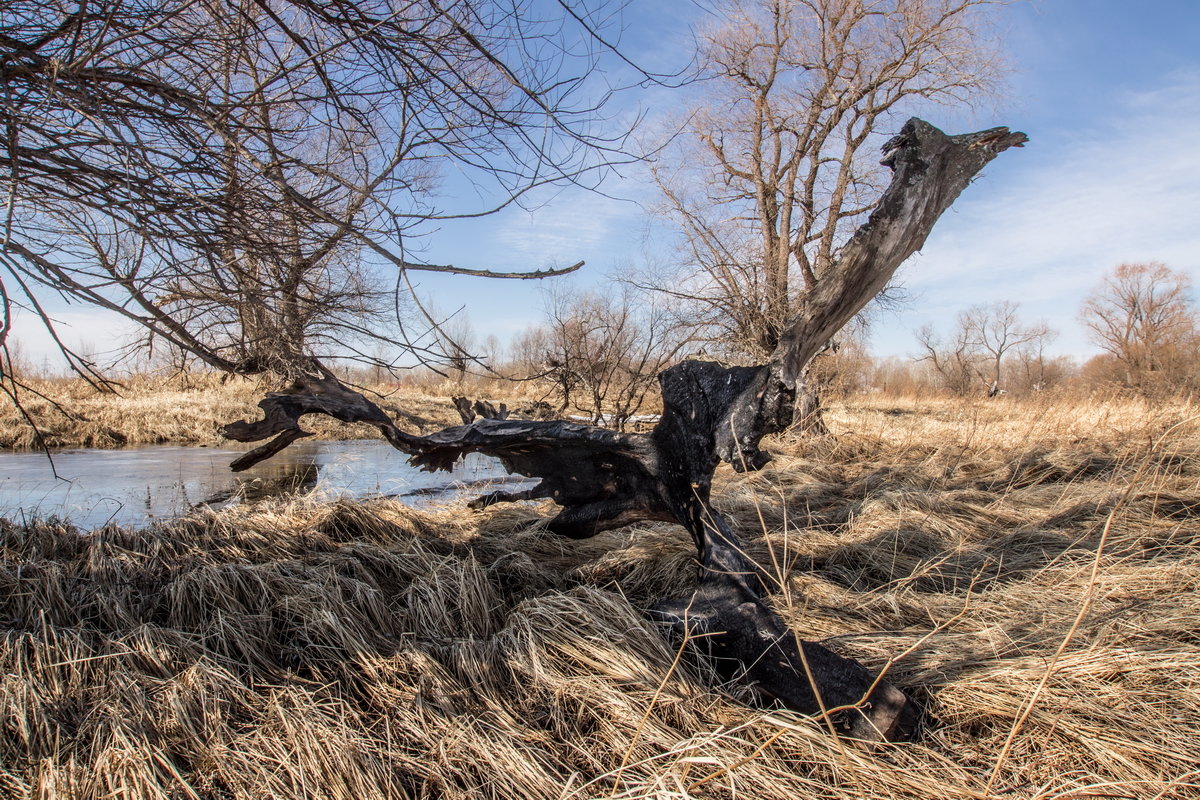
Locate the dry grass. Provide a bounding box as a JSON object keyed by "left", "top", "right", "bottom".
{"left": 2, "top": 392, "right": 1199, "bottom": 799}
{"left": 0, "top": 374, "right": 475, "bottom": 449}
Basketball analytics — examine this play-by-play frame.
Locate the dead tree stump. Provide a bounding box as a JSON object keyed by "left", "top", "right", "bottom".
{"left": 224, "top": 119, "right": 1026, "bottom": 741}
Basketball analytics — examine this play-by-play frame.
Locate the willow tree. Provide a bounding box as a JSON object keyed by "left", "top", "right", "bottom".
{"left": 1080, "top": 262, "right": 1199, "bottom": 394}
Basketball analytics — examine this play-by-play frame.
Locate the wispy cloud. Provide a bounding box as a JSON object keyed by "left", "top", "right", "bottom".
{"left": 489, "top": 188, "right": 645, "bottom": 267}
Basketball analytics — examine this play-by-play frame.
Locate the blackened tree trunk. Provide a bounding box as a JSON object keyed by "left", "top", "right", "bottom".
{"left": 225, "top": 119, "right": 1026, "bottom": 741}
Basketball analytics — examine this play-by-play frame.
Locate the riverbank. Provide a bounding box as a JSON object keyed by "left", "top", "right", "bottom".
{"left": 0, "top": 374, "right": 480, "bottom": 449}
{"left": 2, "top": 394, "right": 1198, "bottom": 798}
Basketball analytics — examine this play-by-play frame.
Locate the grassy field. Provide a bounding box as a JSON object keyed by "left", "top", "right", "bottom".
{"left": 1, "top": 392, "right": 1198, "bottom": 798}
{"left": 0, "top": 374, "right": 477, "bottom": 449}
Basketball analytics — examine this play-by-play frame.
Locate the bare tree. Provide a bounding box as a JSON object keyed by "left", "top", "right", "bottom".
{"left": 917, "top": 301, "right": 1053, "bottom": 396}
{"left": 424, "top": 309, "right": 482, "bottom": 388}
{"left": 0, "top": 0, "right": 637, "bottom": 382}
{"left": 516, "top": 284, "right": 689, "bottom": 429}
{"left": 1080, "top": 262, "right": 1198, "bottom": 394}
{"left": 645, "top": 0, "right": 1005, "bottom": 361}
{"left": 962, "top": 301, "right": 1053, "bottom": 395}
{"left": 915, "top": 321, "right": 978, "bottom": 395}
{"left": 511, "top": 324, "right": 577, "bottom": 410}
{"left": 1012, "top": 337, "right": 1073, "bottom": 394}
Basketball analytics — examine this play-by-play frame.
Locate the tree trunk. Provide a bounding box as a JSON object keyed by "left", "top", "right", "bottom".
{"left": 791, "top": 381, "right": 830, "bottom": 435}
{"left": 224, "top": 119, "right": 1026, "bottom": 741}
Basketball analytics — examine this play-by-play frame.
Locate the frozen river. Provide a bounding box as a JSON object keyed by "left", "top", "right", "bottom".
{"left": 0, "top": 440, "right": 532, "bottom": 530}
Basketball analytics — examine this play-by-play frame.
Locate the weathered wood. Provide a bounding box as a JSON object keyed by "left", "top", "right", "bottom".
{"left": 476, "top": 400, "right": 509, "bottom": 420}
{"left": 771, "top": 120, "right": 1028, "bottom": 387}
{"left": 649, "top": 358, "right": 915, "bottom": 738}
{"left": 225, "top": 362, "right": 422, "bottom": 471}
{"left": 224, "top": 119, "right": 1025, "bottom": 741}
{"left": 451, "top": 396, "right": 476, "bottom": 424}
{"left": 453, "top": 397, "right": 516, "bottom": 424}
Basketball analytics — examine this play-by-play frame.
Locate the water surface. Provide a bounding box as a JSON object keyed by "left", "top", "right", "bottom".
{"left": 0, "top": 440, "right": 532, "bottom": 530}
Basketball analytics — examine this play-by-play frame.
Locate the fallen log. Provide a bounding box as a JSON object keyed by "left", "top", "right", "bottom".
{"left": 225, "top": 119, "right": 1026, "bottom": 741}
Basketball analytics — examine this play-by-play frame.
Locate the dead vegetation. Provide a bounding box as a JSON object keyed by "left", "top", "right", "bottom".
{"left": 2, "top": 394, "right": 1199, "bottom": 799}
{"left": 0, "top": 374, "right": 475, "bottom": 450}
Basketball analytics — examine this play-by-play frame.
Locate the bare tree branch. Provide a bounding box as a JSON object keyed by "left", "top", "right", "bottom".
{"left": 1, "top": 0, "right": 637, "bottom": 379}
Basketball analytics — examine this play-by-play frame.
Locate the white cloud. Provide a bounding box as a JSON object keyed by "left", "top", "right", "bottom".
{"left": 490, "top": 188, "right": 643, "bottom": 265}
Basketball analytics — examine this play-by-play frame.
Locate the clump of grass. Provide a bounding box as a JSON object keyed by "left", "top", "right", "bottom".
{"left": 2, "top": 395, "right": 1199, "bottom": 798}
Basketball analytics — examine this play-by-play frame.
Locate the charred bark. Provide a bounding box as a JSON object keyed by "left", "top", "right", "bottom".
{"left": 225, "top": 120, "right": 1026, "bottom": 741}
{"left": 223, "top": 362, "right": 423, "bottom": 472}
{"left": 452, "top": 397, "right": 510, "bottom": 424}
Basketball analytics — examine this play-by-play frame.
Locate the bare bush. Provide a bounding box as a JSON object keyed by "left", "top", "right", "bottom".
{"left": 512, "top": 285, "right": 689, "bottom": 428}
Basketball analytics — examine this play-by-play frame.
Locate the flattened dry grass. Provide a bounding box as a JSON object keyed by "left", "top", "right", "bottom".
{"left": 3, "top": 393, "right": 1200, "bottom": 799}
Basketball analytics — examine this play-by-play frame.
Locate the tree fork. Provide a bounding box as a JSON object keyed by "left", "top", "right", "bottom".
{"left": 225, "top": 119, "right": 1026, "bottom": 741}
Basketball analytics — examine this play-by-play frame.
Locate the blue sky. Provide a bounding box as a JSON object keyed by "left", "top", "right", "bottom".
{"left": 15, "top": 0, "right": 1200, "bottom": 367}
{"left": 886, "top": 0, "right": 1200, "bottom": 359}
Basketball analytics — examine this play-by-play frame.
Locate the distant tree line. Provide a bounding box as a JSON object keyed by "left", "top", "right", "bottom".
{"left": 11, "top": 260, "right": 1195, "bottom": 415}
{"left": 891, "top": 261, "right": 1198, "bottom": 399}
{"left": 916, "top": 301, "right": 1057, "bottom": 397}
{"left": 495, "top": 262, "right": 1197, "bottom": 409}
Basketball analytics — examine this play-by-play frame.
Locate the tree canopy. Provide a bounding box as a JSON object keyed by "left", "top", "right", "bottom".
{"left": 0, "top": 0, "right": 636, "bottom": 378}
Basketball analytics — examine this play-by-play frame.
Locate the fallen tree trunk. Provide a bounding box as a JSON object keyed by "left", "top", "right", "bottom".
{"left": 225, "top": 119, "right": 1026, "bottom": 741}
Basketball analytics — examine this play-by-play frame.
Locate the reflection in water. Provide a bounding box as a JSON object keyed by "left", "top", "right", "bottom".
{"left": 0, "top": 440, "right": 533, "bottom": 530}
{"left": 202, "top": 461, "right": 321, "bottom": 505}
